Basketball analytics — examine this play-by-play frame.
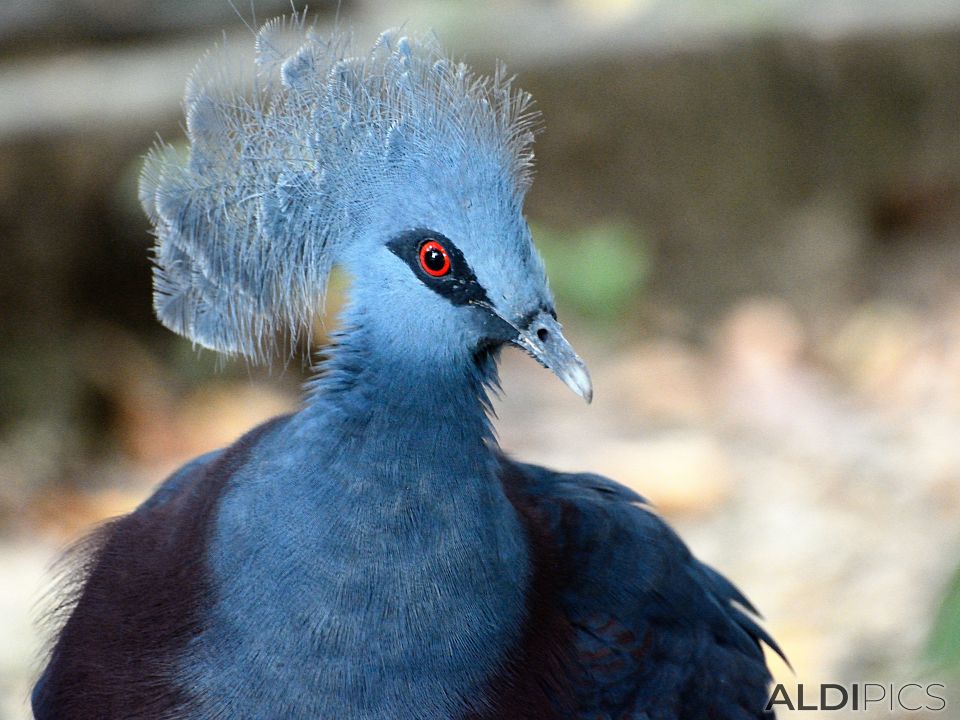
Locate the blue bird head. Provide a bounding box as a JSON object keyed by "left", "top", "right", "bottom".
{"left": 139, "top": 15, "right": 591, "bottom": 400}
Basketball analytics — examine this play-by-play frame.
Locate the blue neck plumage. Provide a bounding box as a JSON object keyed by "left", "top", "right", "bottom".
{"left": 192, "top": 295, "right": 529, "bottom": 718}
{"left": 304, "top": 307, "right": 499, "bottom": 461}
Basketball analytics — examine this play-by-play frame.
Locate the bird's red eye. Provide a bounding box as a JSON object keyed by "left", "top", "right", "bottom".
{"left": 419, "top": 240, "right": 451, "bottom": 277}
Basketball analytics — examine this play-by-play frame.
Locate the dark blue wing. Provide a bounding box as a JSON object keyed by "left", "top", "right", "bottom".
{"left": 506, "top": 460, "right": 784, "bottom": 720}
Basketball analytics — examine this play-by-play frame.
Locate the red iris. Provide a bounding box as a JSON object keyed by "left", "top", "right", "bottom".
{"left": 419, "top": 240, "right": 451, "bottom": 277}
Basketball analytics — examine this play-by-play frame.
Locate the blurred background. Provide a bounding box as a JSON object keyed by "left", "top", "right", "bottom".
{"left": 2, "top": 0, "right": 960, "bottom": 717}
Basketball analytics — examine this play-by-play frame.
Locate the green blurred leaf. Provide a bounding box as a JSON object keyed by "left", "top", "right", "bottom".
{"left": 531, "top": 221, "right": 649, "bottom": 324}
{"left": 929, "top": 562, "right": 960, "bottom": 672}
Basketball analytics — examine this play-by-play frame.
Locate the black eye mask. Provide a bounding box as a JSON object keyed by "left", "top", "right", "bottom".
{"left": 387, "top": 228, "right": 491, "bottom": 307}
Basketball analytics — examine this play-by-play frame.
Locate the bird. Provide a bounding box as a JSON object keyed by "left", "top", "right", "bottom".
{"left": 33, "top": 14, "right": 784, "bottom": 720}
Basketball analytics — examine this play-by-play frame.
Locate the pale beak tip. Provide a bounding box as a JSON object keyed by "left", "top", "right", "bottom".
{"left": 563, "top": 363, "right": 594, "bottom": 404}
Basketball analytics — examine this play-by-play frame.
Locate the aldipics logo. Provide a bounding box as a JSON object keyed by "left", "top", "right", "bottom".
{"left": 765, "top": 683, "right": 947, "bottom": 712}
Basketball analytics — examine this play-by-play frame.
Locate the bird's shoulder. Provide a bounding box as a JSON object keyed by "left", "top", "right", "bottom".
{"left": 32, "top": 414, "right": 292, "bottom": 720}
{"left": 135, "top": 448, "right": 224, "bottom": 512}
{"left": 497, "top": 456, "right": 782, "bottom": 720}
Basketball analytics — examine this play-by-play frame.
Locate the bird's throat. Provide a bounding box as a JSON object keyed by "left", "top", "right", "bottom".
{"left": 307, "top": 312, "right": 500, "bottom": 458}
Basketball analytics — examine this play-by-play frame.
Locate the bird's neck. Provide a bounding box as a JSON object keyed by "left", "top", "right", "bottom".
{"left": 199, "top": 315, "right": 531, "bottom": 716}
{"left": 304, "top": 311, "right": 499, "bottom": 467}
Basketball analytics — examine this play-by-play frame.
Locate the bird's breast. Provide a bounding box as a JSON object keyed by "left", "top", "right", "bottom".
{"left": 183, "top": 449, "right": 533, "bottom": 720}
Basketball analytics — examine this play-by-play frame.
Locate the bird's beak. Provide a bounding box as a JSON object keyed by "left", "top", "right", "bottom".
{"left": 512, "top": 310, "right": 593, "bottom": 403}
